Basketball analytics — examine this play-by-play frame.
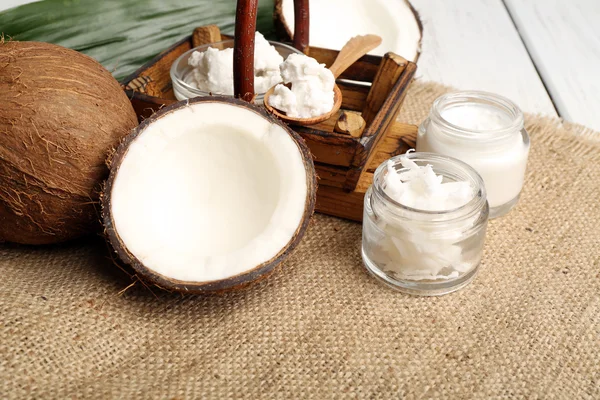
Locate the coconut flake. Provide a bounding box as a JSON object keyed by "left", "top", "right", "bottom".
{"left": 384, "top": 153, "right": 473, "bottom": 212}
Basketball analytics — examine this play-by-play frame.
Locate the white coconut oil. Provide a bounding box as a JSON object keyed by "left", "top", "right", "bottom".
{"left": 185, "top": 32, "right": 284, "bottom": 95}
{"left": 416, "top": 91, "right": 530, "bottom": 218}
{"left": 362, "top": 152, "right": 489, "bottom": 296}
{"left": 267, "top": 53, "right": 335, "bottom": 118}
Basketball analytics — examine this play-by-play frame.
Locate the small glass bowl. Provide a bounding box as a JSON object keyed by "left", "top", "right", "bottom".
{"left": 362, "top": 153, "right": 489, "bottom": 296}
{"left": 170, "top": 40, "right": 302, "bottom": 104}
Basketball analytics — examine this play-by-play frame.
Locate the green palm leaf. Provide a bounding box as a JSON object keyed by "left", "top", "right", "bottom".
{"left": 0, "top": 0, "right": 275, "bottom": 80}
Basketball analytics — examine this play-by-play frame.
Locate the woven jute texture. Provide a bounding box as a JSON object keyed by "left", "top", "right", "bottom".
{"left": 2, "top": 82, "right": 599, "bottom": 399}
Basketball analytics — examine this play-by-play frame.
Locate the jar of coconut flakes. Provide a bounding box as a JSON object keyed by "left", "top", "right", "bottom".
{"left": 417, "top": 91, "right": 530, "bottom": 218}
{"left": 362, "top": 152, "right": 489, "bottom": 296}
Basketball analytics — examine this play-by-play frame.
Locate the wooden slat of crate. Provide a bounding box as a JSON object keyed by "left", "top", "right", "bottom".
{"left": 315, "top": 170, "right": 373, "bottom": 222}
{"left": 292, "top": 126, "right": 361, "bottom": 167}
{"left": 346, "top": 60, "right": 417, "bottom": 190}
{"left": 314, "top": 163, "right": 347, "bottom": 188}
{"left": 337, "top": 81, "right": 369, "bottom": 111}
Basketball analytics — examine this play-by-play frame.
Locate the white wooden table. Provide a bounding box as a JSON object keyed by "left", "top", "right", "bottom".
{"left": 411, "top": 0, "right": 600, "bottom": 131}
{"left": 4, "top": 0, "right": 599, "bottom": 130}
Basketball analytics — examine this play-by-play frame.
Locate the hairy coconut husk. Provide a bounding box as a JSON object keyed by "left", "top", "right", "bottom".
{"left": 0, "top": 41, "right": 138, "bottom": 244}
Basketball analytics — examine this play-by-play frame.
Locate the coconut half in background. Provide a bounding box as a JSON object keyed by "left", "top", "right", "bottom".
{"left": 275, "top": 0, "right": 423, "bottom": 61}
{"left": 102, "top": 97, "right": 316, "bottom": 292}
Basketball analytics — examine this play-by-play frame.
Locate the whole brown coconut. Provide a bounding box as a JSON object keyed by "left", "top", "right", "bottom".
{"left": 0, "top": 41, "right": 138, "bottom": 244}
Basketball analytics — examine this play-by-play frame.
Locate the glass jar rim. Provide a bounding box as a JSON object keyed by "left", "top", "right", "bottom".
{"left": 170, "top": 39, "right": 302, "bottom": 98}
{"left": 430, "top": 91, "right": 524, "bottom": 142}
{"left": 372, "top": 152, "right": 487, "bottom": 222}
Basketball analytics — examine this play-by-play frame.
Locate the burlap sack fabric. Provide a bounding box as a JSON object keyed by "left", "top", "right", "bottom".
{"left": 2, "top": 82, "right": 599, "bottom": 399}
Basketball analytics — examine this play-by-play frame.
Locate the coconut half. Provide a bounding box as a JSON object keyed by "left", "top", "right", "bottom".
{"left": 275, "top": 0, "right": 423, "bottom": 61}
{"left": 102, "top": 97, "right": 316, "bottom": 292}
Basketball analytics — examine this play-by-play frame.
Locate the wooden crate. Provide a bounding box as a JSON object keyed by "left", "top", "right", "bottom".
{"left": 121, "top": 26, "right": 418, "bottom": 221}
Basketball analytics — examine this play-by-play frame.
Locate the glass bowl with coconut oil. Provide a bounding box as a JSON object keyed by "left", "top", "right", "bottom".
{"left": 170, "top": 40, "right": 302, "bottom": 104}
{"left": 362, "top": 153, "right": 489, "bottom": 296}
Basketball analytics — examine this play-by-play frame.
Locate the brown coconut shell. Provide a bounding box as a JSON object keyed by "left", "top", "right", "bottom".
{"left": 0, "top": 41, "right": 138, "bottom": 244}
{"left": 102, "top": 96, "right": 317, "bottom": 293}
{"left": 273, "top": 0, "right": 423, "bottom": 61}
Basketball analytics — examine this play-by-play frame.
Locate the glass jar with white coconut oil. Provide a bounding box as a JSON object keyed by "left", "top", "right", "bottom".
{"left": 362, "top": 153, "right": 489, "bottom": 296}
{"left": 417, "top": 91, "right": 530, "bottom": 218}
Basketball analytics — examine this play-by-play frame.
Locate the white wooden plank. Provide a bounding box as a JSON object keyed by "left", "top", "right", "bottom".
{"left": 411, "top": 0, "right": 557, "bottom": 116}
{"left": 505, "top": 0, "right": 600, "bottom": 131}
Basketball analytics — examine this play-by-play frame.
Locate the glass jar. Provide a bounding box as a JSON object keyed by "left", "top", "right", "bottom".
{"left": 362, "top": 153, "right": 489, "bottom": 296}
{"left": 417, "top": 91, "right": 530, "bottom": 218}
{"left": 170, "top": 40, "right": 302, "bottom": 104}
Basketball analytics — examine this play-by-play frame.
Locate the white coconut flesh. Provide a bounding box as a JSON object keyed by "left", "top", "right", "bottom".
{"left": 281, "top": 0, "right": 421, "bottom": 61}
{"left": 110, "top": 102, "right": 308, "bottom": 283}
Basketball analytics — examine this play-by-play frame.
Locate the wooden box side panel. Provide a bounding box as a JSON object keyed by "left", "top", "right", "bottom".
{"left": 315, "top": 169, "right": 373, "bottom": 222}
{"left": 337, "top": 81, "right": 369, "bottom": 111}
{"left": 316, "top": 185, "right": 366, "bottom": 222}
{"left": 294, "top": 127, "right": 361, "bottom": 167}
{"left": 345, "top": 58, "right": 417, "bottom": 190}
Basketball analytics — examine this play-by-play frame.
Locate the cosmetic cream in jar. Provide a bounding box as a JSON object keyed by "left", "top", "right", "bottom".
{"left": 362, "top": 152, "right": 489, "bottom": 296}
{"left": 416, "top": 91, "right": 530, "bottom": 218}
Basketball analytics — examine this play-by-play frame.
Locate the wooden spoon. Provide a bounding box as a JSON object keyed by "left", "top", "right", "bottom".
{"left": 264, "top": 34, "right": 382, "bottom": 126}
